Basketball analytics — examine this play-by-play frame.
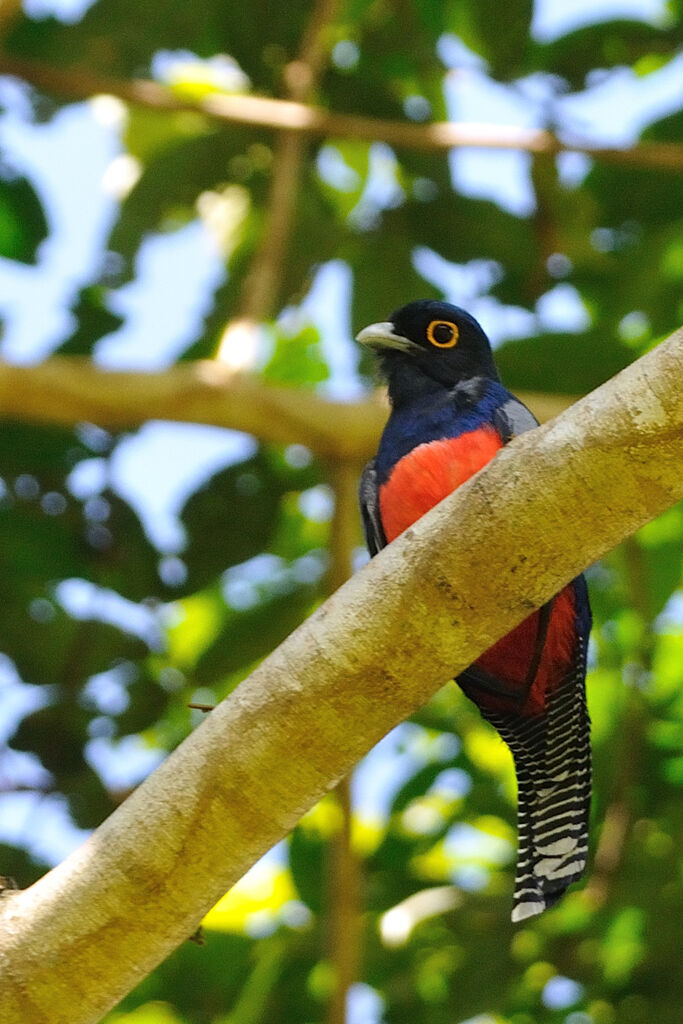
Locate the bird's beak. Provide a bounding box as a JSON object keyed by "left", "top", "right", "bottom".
{"left": 356, "top": 321, "right": 420, "bottom": 353}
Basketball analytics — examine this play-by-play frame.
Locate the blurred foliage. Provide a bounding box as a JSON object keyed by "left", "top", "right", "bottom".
{"left": 0, "top": 166, "right": 48, "bottom": 263}
{"left": 1, "top": 1, "right": 683, "bottom": 1023}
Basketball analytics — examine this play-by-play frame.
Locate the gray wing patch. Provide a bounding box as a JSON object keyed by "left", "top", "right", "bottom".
{"left": 494, "top": 397, "right": 539, "bottom": 444}
{"left": 359, "top": 460, "right": 387, "bottom": 557}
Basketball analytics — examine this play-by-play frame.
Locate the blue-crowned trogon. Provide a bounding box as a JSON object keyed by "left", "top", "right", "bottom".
{"left": 357, "top": 299, "right": 592, "bottom": 922}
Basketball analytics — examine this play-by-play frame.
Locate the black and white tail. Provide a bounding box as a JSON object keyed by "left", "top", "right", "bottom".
{"left": 483, "top": 643, "right": 591, "bottom": 922}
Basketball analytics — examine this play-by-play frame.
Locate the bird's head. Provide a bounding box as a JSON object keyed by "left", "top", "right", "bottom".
{"left": 357, "top": 300, "right": 499, "bottom": 394}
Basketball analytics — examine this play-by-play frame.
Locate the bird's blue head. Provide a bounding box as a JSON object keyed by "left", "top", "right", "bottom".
{"left": 357, "top": 300, "right": 500, "bottom": 399}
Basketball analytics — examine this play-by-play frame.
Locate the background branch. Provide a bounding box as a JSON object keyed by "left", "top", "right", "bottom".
{"left": 326, "top": 460, "right": 364, "bottom": 1024}
{"left": 2, "top": 55, "right": 683, "bottom": 170}
{"left": 233, "top": 0, "right": 340, "bottom": 327}
{"left": 0, "top": 357, "right": 576, "bottom": 462}
{"left": 0, "top": 1, "right": 21, "bottom": 38}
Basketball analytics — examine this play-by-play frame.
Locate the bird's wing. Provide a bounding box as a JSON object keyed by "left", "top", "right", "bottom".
{"left": 359, "top": 459, "right": 387, "bottom": 556}
{"left": 459, "top": 388, "right": 548, "bottom": 702}
{"left": 492, "top": 394, "right": 539, "bottom": 442}
{"left": 466, "top": 393, "right": 591, "bottom": 920}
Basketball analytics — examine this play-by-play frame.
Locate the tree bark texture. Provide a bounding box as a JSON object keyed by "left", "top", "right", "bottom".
{"left": 0, "top": 328, "right": 681, "bottom": 1023}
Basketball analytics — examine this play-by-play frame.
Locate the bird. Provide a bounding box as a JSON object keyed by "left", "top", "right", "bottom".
{"left": 357, "top": 299, "right": 592, "bottom": 922}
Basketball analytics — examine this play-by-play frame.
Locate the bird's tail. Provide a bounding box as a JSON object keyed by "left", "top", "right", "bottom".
{"left": 484, "top": 649, "right": 591, "bottom": 922}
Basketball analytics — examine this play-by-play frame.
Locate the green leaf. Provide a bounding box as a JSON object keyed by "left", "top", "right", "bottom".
{"left": 179, "top": 449, "right": 295, "bottom": 591}
{"left": 6, "top": 5, "right": 219, "bottom": 77}
{"left": 494, "top": 329, "right": 632, "bottom": 393}
{"left": 348, "top": 224, "right": 439, "bottom": 339}
{"left": 111, "top": 931, "right": 255, "bottom": 1019}
{"left": 642, "top": 107, "right": 683, "bottom": 144}
{"left": 531, "top": 20, "right": 682, "bottom": 88}
{"left": 0, "top": 424, "right": 163, "bottom": 616}
{"left": 635, "top": 507, "right": 683, "bottom": 616}
{"left": 262, "top": 325, "right": 329, "bottom": 387}
{"left": 109, "top": 127, "right": 260, "bottom": 274}
{"left": 115, "top": 671, "right": 170, "bottom": 736}
{"left": 55, "top": 286, "right": 124, "bottom": 356}
{"left": 584, "top": 160, "right": 683, "bottom": 231}
{"left": 2, "top": 606, "right": 148, "bottom": 689}
{"left": 0, "top": 170, "right": 48, "bottom": 263}
{"left": 11, "top": 701, "right": 90, "bottom": 772}
{"left": 67, "top": 770, "right": 118, "bottom": 829}
{"left": 93, "top": 487, "right": 164, "bottom": 601}
{"left": 10, "top": 697, "right": 116, "bottom": 828}
{"left": 194, "top": 581, "right": 317, "bottom": 684}
{"left": 289, "top": 819, "right": 326, "bottom": 915}
{"left": 447, "top": 0, "right": 533, "bottom": 79}
{"left": 7, "top": 0, "right": 322, "bottom": 91}
{"left": 315, "top": 141, "right": 371, "bottom": 221}
{"left": 322, "top": 1, "right": 447, "bottom": 122}
{"left": 0, "top": 421, "right": 92, "bottom": 480}
{"left": 0, "top": 842, "right": 44, "bottom": 886}
{"left": 346, "top": 188, "right": 543, "bottom": 336}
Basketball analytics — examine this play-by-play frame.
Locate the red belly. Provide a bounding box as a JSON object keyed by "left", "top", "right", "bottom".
{"left": 476, "top": 587, "right": 576, "bottom": 714}
{"left": 379, "top": 429, "right": 503, "bottom": 543}
{"left": 379, "top": 429, "right": 575, "bottom": 713}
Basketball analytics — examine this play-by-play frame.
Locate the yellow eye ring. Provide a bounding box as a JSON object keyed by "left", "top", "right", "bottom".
{"left": 426, "top": 320, "right": 459, "bottom": 348}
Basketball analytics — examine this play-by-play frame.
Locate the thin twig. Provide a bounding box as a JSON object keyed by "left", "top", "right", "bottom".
{"left": 225, "top": 0, "right": 340, "bottom": 364}
{"left": 236, "top": 0, "right": 341, "bottom": 322}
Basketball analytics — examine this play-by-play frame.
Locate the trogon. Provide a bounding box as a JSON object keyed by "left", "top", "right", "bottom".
{"left": 357, "top": 299, "right": 592, "bottom": 922}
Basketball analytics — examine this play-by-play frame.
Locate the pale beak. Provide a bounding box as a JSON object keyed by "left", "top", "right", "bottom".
{"left": 356, "top": 321, "right": 421, "bottom": 353}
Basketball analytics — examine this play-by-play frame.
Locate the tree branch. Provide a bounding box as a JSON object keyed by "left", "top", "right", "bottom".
{"left": 326, "top": 460, "right": 363, "bottom": 1024}
{"left": 0, "top": 356, "right": 575, "bottom": 462}
{"left": 2, "top": 55, "right": 683, "bottom": 170}
{"left": 0, "top": 327, "right": 681, "bottom": 1024}
{"left": 0, "top": 357, "right": 380, "bottom": 460}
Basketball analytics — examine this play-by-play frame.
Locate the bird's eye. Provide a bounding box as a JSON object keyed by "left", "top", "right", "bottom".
{"left": 426, "top": 320, "right": 459, "bottom": 348}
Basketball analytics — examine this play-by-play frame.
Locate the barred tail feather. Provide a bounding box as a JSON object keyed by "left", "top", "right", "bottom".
{"left": 484, "top": 647, "right": 591, "bottom": 922}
